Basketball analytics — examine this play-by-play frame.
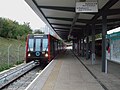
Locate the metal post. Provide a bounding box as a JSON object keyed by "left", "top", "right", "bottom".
{"left": 102, "top": 13, "right": 107, "bottom": 72}
{"left": 86, "top": 36, "right": 89, "bottom": 59}
{"left": 110, "top": 39, "right": 111, "bottom": 60}
{"left": 86, "top": 28, "right": 89, "bottom": 59}
{"left": 72, "top": 40, "right": 75, "bottom": 51}
{"left": 77, "top": 39, "right": 79, "bottom": 55}
{"left": 8, "top": 44, "right": 12, "bottom": 67}
{"left": 80, "top": 38, "right": 81, "bottom": 56}
{"left": 105, "top": 58, "right": 108, "bottom": 74}
{"left": 18, "top": 44, "right": 21, "bottom": 63}
{"left": 92, "top": 23, "right": 95, "bottom": 64}
{"left": 82, "top": 38, "right": 84, "bottom": 57}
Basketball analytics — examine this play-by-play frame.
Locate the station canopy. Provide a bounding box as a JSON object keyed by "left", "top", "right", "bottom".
{"left": 25, "top": 0, "right": 120, "bottom": 41}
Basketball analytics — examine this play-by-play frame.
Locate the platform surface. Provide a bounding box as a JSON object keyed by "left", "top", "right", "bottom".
{"left": 25, "top": 50, "right": 104, "bottom": 90}
{"left": 79, "top": 56, "right": 120, "bottom": 90}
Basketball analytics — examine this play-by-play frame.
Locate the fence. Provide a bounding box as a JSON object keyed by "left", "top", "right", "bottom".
{"left": 0, "top": 44, "right": 25, "bottom": 71}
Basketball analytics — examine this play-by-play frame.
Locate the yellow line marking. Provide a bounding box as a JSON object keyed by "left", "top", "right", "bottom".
{"left": 41, "top": 60, "right": 63, "bottom": 90}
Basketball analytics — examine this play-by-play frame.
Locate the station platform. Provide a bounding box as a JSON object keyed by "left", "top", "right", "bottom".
{"left": 25, "top": 50, "right": 105, "bottom": 90}
{"left": 78, "top": 56, "right": 120, "bottom": 90}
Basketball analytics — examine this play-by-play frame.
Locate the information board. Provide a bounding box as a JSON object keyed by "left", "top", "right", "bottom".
{"left": 106, "top": 32, "right": 120, "bottom": 63}
{"left": 76, "top": 2, "right": 98, "bottom": 13}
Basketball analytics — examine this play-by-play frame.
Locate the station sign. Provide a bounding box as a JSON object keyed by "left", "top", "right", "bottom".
{"left": 76, "top": 2, "right": 98, "bottom": 13}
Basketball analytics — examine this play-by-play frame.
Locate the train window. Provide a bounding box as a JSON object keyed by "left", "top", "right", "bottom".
{"left": 35, "top": 39, "right": 41, "bottom": 51}
{"left": 43, "top": 39, "right": 48, "bottom": 51}
{"left": 28, "top": 39, "right": 34, "bottom": 51}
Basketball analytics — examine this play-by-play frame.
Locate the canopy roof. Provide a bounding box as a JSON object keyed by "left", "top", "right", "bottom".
{"left": 25, "top": 0, "right": 120, "bottom": 41}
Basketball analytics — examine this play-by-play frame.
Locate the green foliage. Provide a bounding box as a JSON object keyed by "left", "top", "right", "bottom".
{"left": 0, "top": 17, "right": 32, "bottom": 40}
{"left": 95, "top": 33, "right": 102, "bottom": 39}
{"left": 16, "top": 60, "right": 24, "bottom": 65}
{"left": 0, "top": 64, "right": 13, "bottom": 72}
{"left": 34, "top": 29, "right": 44, "bottom": 34}
{"left": 0, "top": 64, "right": 9, "bottom": 72}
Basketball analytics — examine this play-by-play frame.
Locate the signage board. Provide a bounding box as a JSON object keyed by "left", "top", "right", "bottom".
{"left": 76, "top": 2, "right": 98, "bottom": 13}
{"left": 106, "top": 32, "right": 120, "bottom": 64}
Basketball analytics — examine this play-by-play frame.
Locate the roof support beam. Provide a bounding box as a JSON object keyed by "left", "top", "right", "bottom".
{"left": 68, "top": 13, "right": 79, "bottom": 39}
{"left": 51, "top": 23, "right": 86, "bottom": 28}
{"left": 51, "top": 23, "right": 71, "bottom": 27}
{"left": 38, "top": 6, "right": 75, "bottom": 12}
{"left": 96, "top": 18, "right": 120, "bottom": 24}
{"left": 107, "top": 9, "right": 120, "bottom": 15}
{"left": 68, "top": 0, "right": 87, "bottom": 39}
{"left": 47, "top": 17, "right": 90, "bottom": 23}
{"left": 54, "top": 27, "right": 82, "bottom": 31}
{"left": 47, "top": 17, "right": 73, "bottom": 21}
{"left": 89, "top": 0, "right": 119, "bottom": 24}
{"left": 53, "top": 27, "right": 70, "bottom": 30}
{"left": 56, "top": 31, "right": 69, "bottom": 33}
{"left": 39, "top": 5, "right": 95, "bottom": 15}
{"left": 55, "top": 29, "right": 69, "bottom": 31}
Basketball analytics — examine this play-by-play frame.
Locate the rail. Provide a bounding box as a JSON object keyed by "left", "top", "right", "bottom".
{"left": 0, "top": 61, "right": 36, "bottom": 89}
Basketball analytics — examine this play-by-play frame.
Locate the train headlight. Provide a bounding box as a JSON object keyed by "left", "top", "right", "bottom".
{"left": 28, "top": 53, "right": 31, "bottom": 57}
{"left": 45, "top": 53, "right": 48, "bottom": 57}
{"left": 42, "top": 52, "right": 45, "bottom": 54}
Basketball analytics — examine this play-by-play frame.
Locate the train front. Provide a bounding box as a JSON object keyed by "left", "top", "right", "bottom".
{"left": 26, "top": 34, "right": 49, "bottom": 64}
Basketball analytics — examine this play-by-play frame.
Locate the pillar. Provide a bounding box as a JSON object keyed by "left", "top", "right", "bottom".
{"left": 86, "top": 35, "right": 89, "bottom": 59}
{"left": 102, "top": 13, "right": 107, "bottom": 72}
{"left": 91, "top": 23, "right": 96, "bottom": 64}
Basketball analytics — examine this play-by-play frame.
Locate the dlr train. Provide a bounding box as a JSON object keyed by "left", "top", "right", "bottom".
{"left": 26, "top": 34, "right": 65, "bottom": 64}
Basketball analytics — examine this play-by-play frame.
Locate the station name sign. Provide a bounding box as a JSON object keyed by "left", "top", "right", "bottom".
{"left": 76, "top": 2, "right": 98, "bottom": 13}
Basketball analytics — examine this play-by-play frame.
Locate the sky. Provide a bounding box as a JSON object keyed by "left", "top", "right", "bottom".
{"left": 0, "top": 0, "right": 45, "bottom": 30}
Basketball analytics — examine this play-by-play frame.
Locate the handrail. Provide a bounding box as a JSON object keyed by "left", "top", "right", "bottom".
{"left": 0, "top": 61, "right": 36, "bottom": 88}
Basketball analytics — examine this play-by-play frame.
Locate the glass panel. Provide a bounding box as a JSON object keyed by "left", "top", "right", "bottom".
{"left": 28, "top": 39, "right": 34, "bottom": 51}
{"left": 43, "top": 39, "right": 48, "bottom": 51}
{"left": 35, "top": 39, "right": 41, "bottom": 51}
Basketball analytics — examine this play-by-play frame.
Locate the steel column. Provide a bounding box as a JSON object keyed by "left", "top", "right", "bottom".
{"left": 86, "top": 35, "right": 89, "bottom": 60}
{"left": 86, "top": 26, "right": 89, "bottom": 59}
{"left": 80, "top": 38, "right": 82, "bottom": 56}
{"left": 82, "top": 38, "right": 85, "bottom": 57}
{"left": 92, "top": 24, "right": 96, "bottom": 64}
{"left": 77, "top": 39, "right": 80, "bottom": 55}
{"left": 102, "top": 13, "right": 107, "bottom": 72}
{"left": 73, "top": 40, "right": 76, "bottom": 51}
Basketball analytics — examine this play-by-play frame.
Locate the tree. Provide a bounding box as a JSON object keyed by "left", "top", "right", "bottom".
{"left": 34, "top": 29, "right": 44, "bottom": 34}
{"left": 0, "top": 17, "right": 32, "bottom": 40}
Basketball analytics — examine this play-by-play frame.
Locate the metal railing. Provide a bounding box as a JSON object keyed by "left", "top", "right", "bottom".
{"left": 0, "top": 61, "right": 36, "bottom": 89}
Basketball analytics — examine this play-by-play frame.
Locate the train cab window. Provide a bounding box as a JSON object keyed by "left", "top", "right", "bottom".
{"left": 28, "top": 39, "right": 34, "bottom": 51}
{"left": 43, "top": 39, "right": 48, "bottom": 51}
{"left": 35, "top": 39, "right": 41, "bottom": 51}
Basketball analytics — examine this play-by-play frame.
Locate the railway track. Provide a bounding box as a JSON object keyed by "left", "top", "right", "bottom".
{"left": 0, "top": 61, "right": 43, "bottom": 90}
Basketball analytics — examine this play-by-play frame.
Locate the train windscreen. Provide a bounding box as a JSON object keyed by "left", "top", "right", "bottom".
{"left": 35, "top": 39, "right": 41, "bottom": 51}
{"left": 28, "top": 39, "right": 34, "bottom": 51}
{"left": 28, "top": 37, "right": 48, "bottom": 52}
{"left": 43, "top": 39, "right": 48, "bottom": 51}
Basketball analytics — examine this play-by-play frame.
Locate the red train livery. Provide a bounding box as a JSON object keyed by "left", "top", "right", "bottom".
{"left": 26, "top": 34, "right": 65, "bottom": 64}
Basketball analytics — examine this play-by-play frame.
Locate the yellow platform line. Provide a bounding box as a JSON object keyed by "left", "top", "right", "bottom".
{"left": 41, "top": 60, "right": 63, "bottom": 90}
